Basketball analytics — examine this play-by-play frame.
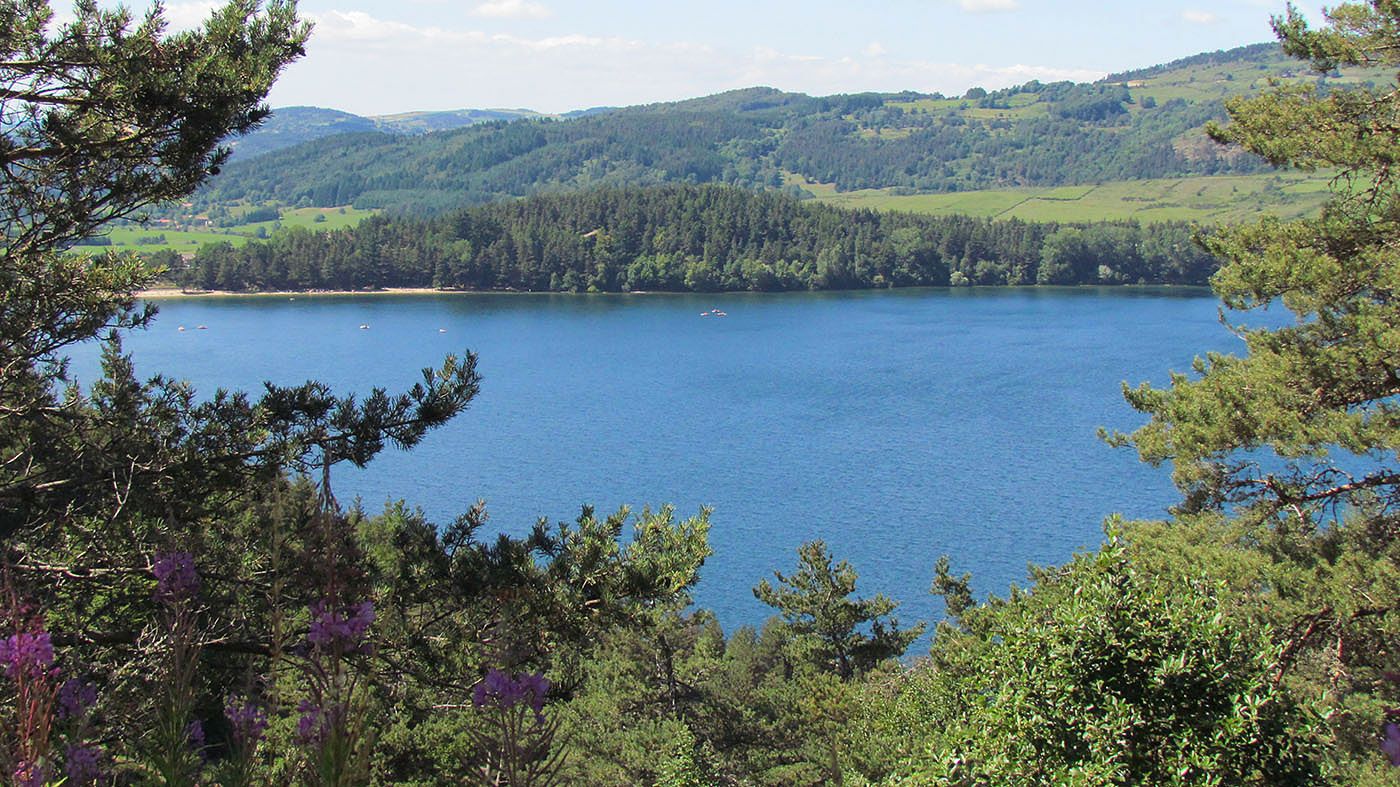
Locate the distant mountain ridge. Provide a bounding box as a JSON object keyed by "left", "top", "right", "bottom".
{"left": 229, "top": 105, "right": 551, "bottom": 159}
{"left": 201, "top": 41, "right": 1382, "bottom": 215}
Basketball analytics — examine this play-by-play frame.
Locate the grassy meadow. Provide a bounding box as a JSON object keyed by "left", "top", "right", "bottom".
{"left": 789, "top": 171, "right": 1334, "bottom": 223}
{"left": 79, "top": 206, "right": 375, "bottom": 255}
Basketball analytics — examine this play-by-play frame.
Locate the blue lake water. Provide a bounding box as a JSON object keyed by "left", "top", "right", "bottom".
{"left": 75, "top": 287, "right": 1249, "bottom": 640}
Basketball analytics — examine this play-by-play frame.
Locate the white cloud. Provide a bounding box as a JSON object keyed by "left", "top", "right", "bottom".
{"left": 162, "top": 1, "right": 222, "bottom": 29}
{"left": 309, "top": 10, "right": 427, "bottom": 43}
{"left": 471, "top": 0, "right": 552, "bottom": 19}
{"left": 959, "top": 0, "right": 1020, "bottom": 12}
{"left": 271, "top": 9, "right": 1104, "bottom": 115}
{"left": 1182, "top": 9, "right": 1220, "bottom": 24}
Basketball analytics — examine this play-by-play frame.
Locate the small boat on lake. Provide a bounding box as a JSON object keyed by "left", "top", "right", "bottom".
{"left": 359, "top": 324, "right": 369, "bottom": 330}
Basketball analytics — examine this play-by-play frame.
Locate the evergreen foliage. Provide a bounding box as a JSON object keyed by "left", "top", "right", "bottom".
{"left": 754, "top": 541, "right": 923, "bottom": 681}
{"left": 175, "top": 184, "right": 1219, "bottom": 293}
{"left": 1108, "top": 2, "right": 1400, "bottom": 779}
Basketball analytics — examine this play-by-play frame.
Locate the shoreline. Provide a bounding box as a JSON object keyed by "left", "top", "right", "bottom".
{"left": 138, "top": 283, "right": 1213, "bottom": 300}
{"left": 139, "top": 287, "right": 486, "bottom": 299}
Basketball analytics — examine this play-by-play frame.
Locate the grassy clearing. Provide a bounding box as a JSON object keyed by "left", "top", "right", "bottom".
{"left": 236, "top": 206, "right": 375, "bottom": 236}
{"left": 81, "top": 206, "right": 375, "bottom": 255}
{"left": 790, "top": 172, "right": 1334, "bottom": 223}
{"left": 92, "top": 227, "right": 254, "bottom": 255}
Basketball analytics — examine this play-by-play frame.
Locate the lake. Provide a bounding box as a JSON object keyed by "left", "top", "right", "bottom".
{"left": 78, "top": 287, "right": 1246, "bottom": 639}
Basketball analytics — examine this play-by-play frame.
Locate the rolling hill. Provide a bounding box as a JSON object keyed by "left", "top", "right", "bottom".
{"left": 187, "top": 42, "right": 1384, "bottom": 223}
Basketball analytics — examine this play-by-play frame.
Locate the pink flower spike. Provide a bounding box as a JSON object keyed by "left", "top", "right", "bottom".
{"left": 1382, "top": 722, "right": 1400, "bottom": 767}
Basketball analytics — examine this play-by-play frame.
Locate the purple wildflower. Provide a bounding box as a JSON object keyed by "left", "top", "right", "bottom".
{"left": 296, "top": 700, "right": 323, "bottom": 745}
{"left": 1383, "top": 722, "right": 1400, "bottom": 767}
{"left": 0, "top": 630, "right": 55, "bottom": 681}
{"left": 296, "top": 700, "right": 347, "bottom": 746}
{"left": 58, "top": 677, "right": 98, "bottom": 719}
{"left": 12, "top": 761, "right": 45, "bottom": 787}
{"left": 185, "top": 719, "right": 206, "bottom": 751}
{"left": 65, "top": 743, "right": 104, "bottom": 785}
{"left": 225, "top": 698, "right": 269, "bottom": 748}
{"left": 472, "top": 669, "right": 550, "bottom": 721}
{"left": 306, "top": 599, "right": 375, "bottom": 650}
{"left": 152, "top": 551, "right": 200, "bottom": 603}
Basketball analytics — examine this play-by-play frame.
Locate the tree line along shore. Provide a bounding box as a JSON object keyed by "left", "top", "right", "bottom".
{"left": 161, "top": 184, "right": 1221, "bottom": 294}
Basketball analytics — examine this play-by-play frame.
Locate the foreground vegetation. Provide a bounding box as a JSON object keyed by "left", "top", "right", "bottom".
{"left": 3, "top": 1, "right": 1399, "bottom": 786}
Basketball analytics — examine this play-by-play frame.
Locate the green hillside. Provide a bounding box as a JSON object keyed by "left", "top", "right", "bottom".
{"left": 189, "top": 42, "right": 1385, "bottom": 220}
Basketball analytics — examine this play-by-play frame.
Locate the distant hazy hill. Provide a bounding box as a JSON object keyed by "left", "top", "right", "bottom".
{"left": 228, "top": 106, "right": 544, "bottom": 159}
{"left": 227, "top": 106, "right": 376, "bottom": 159}
{"left": 201, "top": 42, "right": 1383, "bottom": 214}
{"left": 369, "top": 108, "right": 542, "bottom": 134}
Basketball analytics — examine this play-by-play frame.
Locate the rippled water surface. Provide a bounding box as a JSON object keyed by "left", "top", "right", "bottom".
{"left": 81, "top": 287, "right": 1245, "bottom": 635}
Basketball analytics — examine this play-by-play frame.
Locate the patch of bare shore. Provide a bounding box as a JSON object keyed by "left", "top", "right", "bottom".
{"left": 138, "top": 287, "right": 469, "bottom": 299}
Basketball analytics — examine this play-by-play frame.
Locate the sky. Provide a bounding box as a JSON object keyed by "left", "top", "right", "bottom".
{"left": 150, "top": 0, "right": 1330, "bottom": 116}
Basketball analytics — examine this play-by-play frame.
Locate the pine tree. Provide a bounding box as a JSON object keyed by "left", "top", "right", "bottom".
{"left": 754, "top": 541, "right": 923, "bottom": 680}
{"left": 1115, "top": 2, "right": 1400, "bottom": 775}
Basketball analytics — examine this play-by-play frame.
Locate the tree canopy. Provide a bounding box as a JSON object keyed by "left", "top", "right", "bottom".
{"left": 174, "top": 184, "right": 1219, "bottom": 293}
{"left": 1106, "top": 2, "right": 1400, "bottom": 779}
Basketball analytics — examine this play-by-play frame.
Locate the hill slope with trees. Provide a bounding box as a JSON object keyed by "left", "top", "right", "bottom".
{"left": 192, "top": 41, "right": 1382, "bottom": 217}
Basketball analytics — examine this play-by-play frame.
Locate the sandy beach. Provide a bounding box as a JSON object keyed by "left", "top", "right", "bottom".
{"left": 138, "top": 287, "right": 459, "bottom": 299}
{"left": 136, "top": 287, "right": 674, "bottom": 299}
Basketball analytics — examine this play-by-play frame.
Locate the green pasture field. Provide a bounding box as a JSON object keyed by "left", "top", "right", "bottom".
{"left": 91, "top": 227, "right": 253, "bottom": 255}
{"left": 75, "top": 206, "right": 375, "bottom": 255}
{"left": 238, "top": 206, "right": 374, "bottom": 234}
{"left": 789, "top": 172, "right": 1334, "bottom": 223}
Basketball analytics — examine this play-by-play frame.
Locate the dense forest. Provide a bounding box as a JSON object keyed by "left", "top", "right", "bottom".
{"left": 172, "top": 185, "right": 1219, "bottom": 292}
{"left": 4, "top": 1, "right": 1400, "bottom": 785}
{"left": 195, "top": 67, "right": 1277, "bottom": 214}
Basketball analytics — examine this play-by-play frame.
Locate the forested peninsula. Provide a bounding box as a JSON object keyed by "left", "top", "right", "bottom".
{"left": 174, "top": 185, "right": 1218, "bottom": 293}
